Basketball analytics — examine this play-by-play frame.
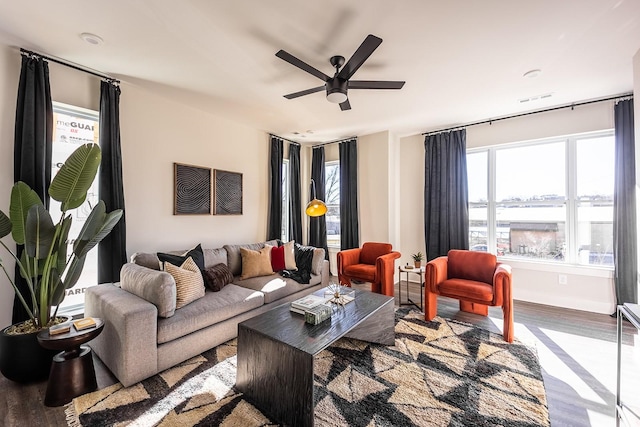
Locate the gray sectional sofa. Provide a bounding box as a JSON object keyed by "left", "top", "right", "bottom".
{"left": 85, "top": 240, "right": 329, "bottom": 387}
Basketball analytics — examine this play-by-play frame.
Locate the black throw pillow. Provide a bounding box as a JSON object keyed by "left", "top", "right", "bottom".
{"left": 158, "top": 244, "right": 205, "bottom": 273}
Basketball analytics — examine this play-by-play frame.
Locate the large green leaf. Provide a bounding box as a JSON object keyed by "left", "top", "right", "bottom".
{"left": 9, "top": 182, "right": 43, "bottom": 245}
{"left": 53, "top": 255, "right": 86, "bottom": 305}
{"left": 49, "top": 143, "right": 101, "bottom": 211}
{"left": 74, "top": 202, "right": 123, "bottom": 258}
{"left": 25, "top": 205, "right": 56, "bottom": 260}
{"left": 0, "top": 210, "right": 11, "bottom": 238}
{"left": 56, "top": 215, "right": 72, "bottom": 274}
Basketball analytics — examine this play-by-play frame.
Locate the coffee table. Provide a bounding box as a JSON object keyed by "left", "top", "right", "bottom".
{"left": 236, "top": 287, "right": 394, "bottom": 427}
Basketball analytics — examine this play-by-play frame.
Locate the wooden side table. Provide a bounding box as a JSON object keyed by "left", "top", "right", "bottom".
{"left": 37, "top": 318, "right": 104, "bottom": 407}
{"left": 398, "top": 265, "right": 424, "bottom": 310}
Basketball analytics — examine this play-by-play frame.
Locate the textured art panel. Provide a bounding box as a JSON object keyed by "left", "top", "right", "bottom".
{"left": 214, "top": 169, "right": 243, "bottom": 215}
{"left": 174, "top": 163, "right": 212, "bottom": 215}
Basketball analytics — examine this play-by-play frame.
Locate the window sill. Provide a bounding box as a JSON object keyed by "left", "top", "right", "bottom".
{"left": 499, "top": 256, "right": 613, "bottom": 278}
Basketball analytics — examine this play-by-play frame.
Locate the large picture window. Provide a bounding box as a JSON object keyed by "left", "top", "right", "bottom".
{"left": 468, "top": 130, "right": 614, "bottom": 267}
{"left": 52, "top": 102, "right": 100, "bottom": 314}
{"left": 325, "top": 161, "right": 340, "bottom": 247}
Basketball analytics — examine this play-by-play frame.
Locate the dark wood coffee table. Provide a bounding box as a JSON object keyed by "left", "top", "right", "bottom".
{"left": 236, "top": 287, "right": 394, "bottom": 427}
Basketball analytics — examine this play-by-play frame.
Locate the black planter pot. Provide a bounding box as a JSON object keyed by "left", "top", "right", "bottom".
{"left": 0, "top": 324, "right": 59, "bottom": 383}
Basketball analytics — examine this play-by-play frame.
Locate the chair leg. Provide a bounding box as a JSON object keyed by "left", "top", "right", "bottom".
{"left": 459, "top": 301, "right": 489, "bottom": 316}
{"left": 502, "top": 303, "right": 514, "bottom": 343}
{"left": 425, "top": 291, "right": 438, "bottom": 320}
{"left": 338, "top": 275, "right": 352, "bottom": 287}
{"left": 370, "top": 281, "right": 382, "bottom": 294}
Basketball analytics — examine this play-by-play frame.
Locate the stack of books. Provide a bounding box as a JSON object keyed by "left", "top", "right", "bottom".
{"left": 304, "top": 303, "right": 333, "bottom": 325}
{"left": 290, "top": 294, "right": 329, "bottom": 315}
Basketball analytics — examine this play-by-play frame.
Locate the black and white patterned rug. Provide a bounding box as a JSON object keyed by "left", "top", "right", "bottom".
{"left": 67, "top": 308, "right": 549, "bottom": 426}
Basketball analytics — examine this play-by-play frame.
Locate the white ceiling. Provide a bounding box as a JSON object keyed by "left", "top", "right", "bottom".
{"left": 0, "top": 0, "right": 638, "bottom": 143}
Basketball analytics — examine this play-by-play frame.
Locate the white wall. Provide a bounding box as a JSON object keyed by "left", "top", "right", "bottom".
{"left": 397, "top": 101, "right": 617, "bottom": 314}
{"left": 0, "top": 42, "right": 269, "bottom": 328}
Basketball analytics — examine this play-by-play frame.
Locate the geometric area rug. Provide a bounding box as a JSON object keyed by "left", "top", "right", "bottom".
{"left": 66, "top": 307, "right": 550, "bottom": 426}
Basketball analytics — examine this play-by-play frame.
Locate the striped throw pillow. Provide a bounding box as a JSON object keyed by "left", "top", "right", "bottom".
{"left": 162, "top": 256, "right": 205, "bottom": 309}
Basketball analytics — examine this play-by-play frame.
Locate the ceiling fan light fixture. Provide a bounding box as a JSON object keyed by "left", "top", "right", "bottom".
{"left": 326, "top": 90, "right": 347, "bottom": 104}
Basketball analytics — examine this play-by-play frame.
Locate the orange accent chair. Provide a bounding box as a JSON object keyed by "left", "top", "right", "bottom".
{"left": 424, "top": 249, "right": 513, "bottom": 342}
{"left": 337, "top": 242, "right": 401, "bottom": 297}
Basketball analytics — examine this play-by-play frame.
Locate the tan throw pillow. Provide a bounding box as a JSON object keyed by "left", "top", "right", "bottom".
{"left": 283, "top": 240, "right": 297, "bottom": 270}
{"left": 240, "top": 246, "right": 274, "bottom": 280}
{"left": 162, "top": 257, "right": 205, "bottom": 309}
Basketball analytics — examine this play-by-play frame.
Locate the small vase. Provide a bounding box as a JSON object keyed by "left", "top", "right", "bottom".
{"left": 414, "top": 261, "right": 421, "bottom": 268}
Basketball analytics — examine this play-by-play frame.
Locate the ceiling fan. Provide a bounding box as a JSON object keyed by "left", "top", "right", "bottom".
{"left": 275, "top": 34, "right": 405, "bottom": 111}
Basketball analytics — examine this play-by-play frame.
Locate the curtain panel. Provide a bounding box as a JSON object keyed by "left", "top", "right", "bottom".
{"left": 424, "top": 129, "right": 469, "bottom": 261}
{"left": 309, "top": 147, "right": 328, "bottom": 259}
{"left": 12, "top": 54, "right": 53, "bottom": 323}
{"left": 613, "top": 99, "right": 637, "bottom": 305}
{"left": 98, "top": 80, "right": 128, "bottom": 284}
{"left": 266, "top": 136, "right": 283, "bottom": 241}
{"left": 339, "top": 138, "right": 359, "bottom": 250}
{"left": 288, "top": 143, "right": 303, "bottom": 243}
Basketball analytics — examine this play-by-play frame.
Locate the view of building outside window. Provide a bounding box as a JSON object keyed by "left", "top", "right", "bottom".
{"left": 51, "top": 102, "right": 100, "bottom": 314}
{"left": 468, "top": 131, "right": 614, "bottom": 266}
{"left": 325, "top": 162, "right": 340, "bottom": 247}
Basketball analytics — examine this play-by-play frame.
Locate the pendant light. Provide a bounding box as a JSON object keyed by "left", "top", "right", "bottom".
{"left": 305, "top": 179, "right": 327, "bottom": 217}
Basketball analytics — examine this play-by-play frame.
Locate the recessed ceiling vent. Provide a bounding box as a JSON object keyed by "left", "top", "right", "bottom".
{"left": 519, "top": 93, "right": 553, "bottom": 104}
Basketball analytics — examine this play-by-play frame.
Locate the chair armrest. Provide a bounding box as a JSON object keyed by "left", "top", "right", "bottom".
{"left": 337, "top": 248, "right": 362, "bottom": 270}
{"left": 493, "top": 263, "right": 512, "bottom": 307}
{"left": 425, "top": 256, "right": 448, "bottom": 292}
{"left": 85, "top": 284, "right": 159, "bottom": 387}
{"left": 375, "top": 251, "right": 401, "bottom": 273}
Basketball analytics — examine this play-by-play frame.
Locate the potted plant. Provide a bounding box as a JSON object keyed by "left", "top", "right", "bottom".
{"left": 0, "top": 143, "right": 122, "bottom": 383}
{"left": 411, "top": 252, "right": 424, "bottom": 268}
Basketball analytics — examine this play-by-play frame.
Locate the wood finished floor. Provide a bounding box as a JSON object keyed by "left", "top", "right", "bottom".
{"left": 1, "top": 279, "right": 638, "bottom": 426}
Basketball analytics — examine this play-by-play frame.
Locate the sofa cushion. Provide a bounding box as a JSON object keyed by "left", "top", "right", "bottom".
{"left": 447, "top": 250, "right": 497, "bottom": 284}
{"left": 202, "top": 263, "right": 234, "bottom": 291}
{"left": 158, "top": 244, "right": 205, "bottom": 273}
{"left": 233, "top": 273, "right": 323, "bottom": 304}
{"left": 271, "top": 245, "right": 286, "bottom": 272}
{"left": 361, "top": 242, "right": 393, "bottom": 265}
{"left": 163, "top": 257, "right": 205, "bottom": 309}
{"left": 120, "top": 263, "right": 177, "bottom": 318}
{"left": 157, "top": 284, "right": 264, "bottom": 344}
{"left": 439, "top": 278, "right": 494, "bottom": 303}
{"left": 283, "top": 240, "right": 297, "bottom": 270}
{"left": 344, "top": 264, "right": 376, "bottom": 282}
{"left": 295, "top": 243, "right": 325, "bottom": 275}
{"left": 203, "top": 247, "right": 227, "bottom": 268}
{"left": 224, "top": 240, "right": 278, "bottom": 276}
{"left": 240, "top": 246, "right": 274, "bottom": 280}
{"left": 131, "top": 252, "right": 162, "bottom": 271}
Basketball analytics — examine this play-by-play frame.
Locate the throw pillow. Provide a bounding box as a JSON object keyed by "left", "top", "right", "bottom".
{"left": 271, "top": 245, "right": 286, "bottom": 272}
{"left": 283, "top": 240, "right": 297, "bottom": 270}
{"left": 157, "top": 244, "right": 205, "bottom": 273}
{"left": 240, "top": 246, "right": 274, "bottom": 280}
{"left": 162, "top": 256, "right": 205, "bottom": 309}
{"left": 203, "top": 263, "right": 234, "bottom": 291}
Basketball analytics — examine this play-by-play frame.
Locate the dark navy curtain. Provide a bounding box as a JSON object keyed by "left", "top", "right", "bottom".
{"left": 424, "top": 129, "right": 469, "bottom": 261}
{"left": 613, "top": 99, "right": 637, "bottom": 305}
{"left": 267, "top": 136, "right": 283, "bottom": 241}
{"left": 309, "top": 147, "right": 328, "bottom": 259}
{"left": 98, "top": 80, "right": 127, "bottom": 284}
{"left": 12, "top": 53, "right": 53, "bottom": 323}
{"left": 288, "top": 143, "right": 303, "bottom": 243}
{"left": 339, "top": 138, "right": 359, "bottom": 250}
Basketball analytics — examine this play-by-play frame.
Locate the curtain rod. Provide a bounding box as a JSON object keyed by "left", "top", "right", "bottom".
{"left": 422, "top": 93, "right": 634, "bottom": 136}
{"left": 20, "top": 48, "right": 120, "bottom": 84}
{"left": 270, "top": 134, "right": 300, "bottom": 146}
{"left": 311, "top": 136, "right": 357, "bottom": 148}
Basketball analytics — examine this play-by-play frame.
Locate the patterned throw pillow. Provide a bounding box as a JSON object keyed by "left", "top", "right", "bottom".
{"left": 203, "top": 263, "right": 234, "bottom": 292}
{"left": 271, "top": 245, "right": 286, "bottom": 272}
{"left": 283, "top": 240, "right": 297, "bottom": 270}
{"left": 240, "top": 246, "right": 274, "bottom": 280}
{"left": 162, "top": 257, "right": 205, "bottom": 309}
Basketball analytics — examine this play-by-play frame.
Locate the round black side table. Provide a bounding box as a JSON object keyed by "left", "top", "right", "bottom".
{"left": 37, "top": 318, "right": 104, "bottom": 407}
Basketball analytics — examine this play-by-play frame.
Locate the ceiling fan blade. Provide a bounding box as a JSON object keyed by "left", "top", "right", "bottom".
{"left": 348, "top": 80, "right": 405, "bottom": 90}
{"left": 276, "top": 50, "right": 330, "bottom": 82}
{"left": 283, "top": 85, "right": 326, "bottom": 99}
{"left": 337, "top": 34, "right": 383, "bottom": 80}
{"left": 339, "top": 99, "right": 351, "bottom": 111}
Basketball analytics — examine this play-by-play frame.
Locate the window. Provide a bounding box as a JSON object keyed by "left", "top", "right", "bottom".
{"left": 281, "top": 159, "right": 289, "bottom": 242}
{"left": 468, "top": 130, "right": 614, "bottom": 266}
{"left": 52, "top": 102, "right": 100, "bottom": 314}
{"left": 325, "top": 162, "right": 340, "bottom": 247}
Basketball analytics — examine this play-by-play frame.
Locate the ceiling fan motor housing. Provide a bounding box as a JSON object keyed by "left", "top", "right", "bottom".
{"left": 326, "top": 78, "right": 348, "bottom": 103}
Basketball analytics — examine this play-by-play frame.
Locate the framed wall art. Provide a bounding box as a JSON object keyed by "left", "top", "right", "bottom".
{"left": 214, "top": 169, "right": 243, "bottom": 215}
{"left": 174, "top": 163, "right": 212, "bottom": 215}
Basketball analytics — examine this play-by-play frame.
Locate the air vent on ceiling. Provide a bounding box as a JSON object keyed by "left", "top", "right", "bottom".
{"left": 519, "top": 93, "right": 553, "bottom": 104}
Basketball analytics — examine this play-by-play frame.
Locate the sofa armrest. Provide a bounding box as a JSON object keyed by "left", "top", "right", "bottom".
{"left": 320, "top": 259, "right": 330, "bottom": 287}
{"left": 85, "top": 284, "right": 159, "bottom": 387}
